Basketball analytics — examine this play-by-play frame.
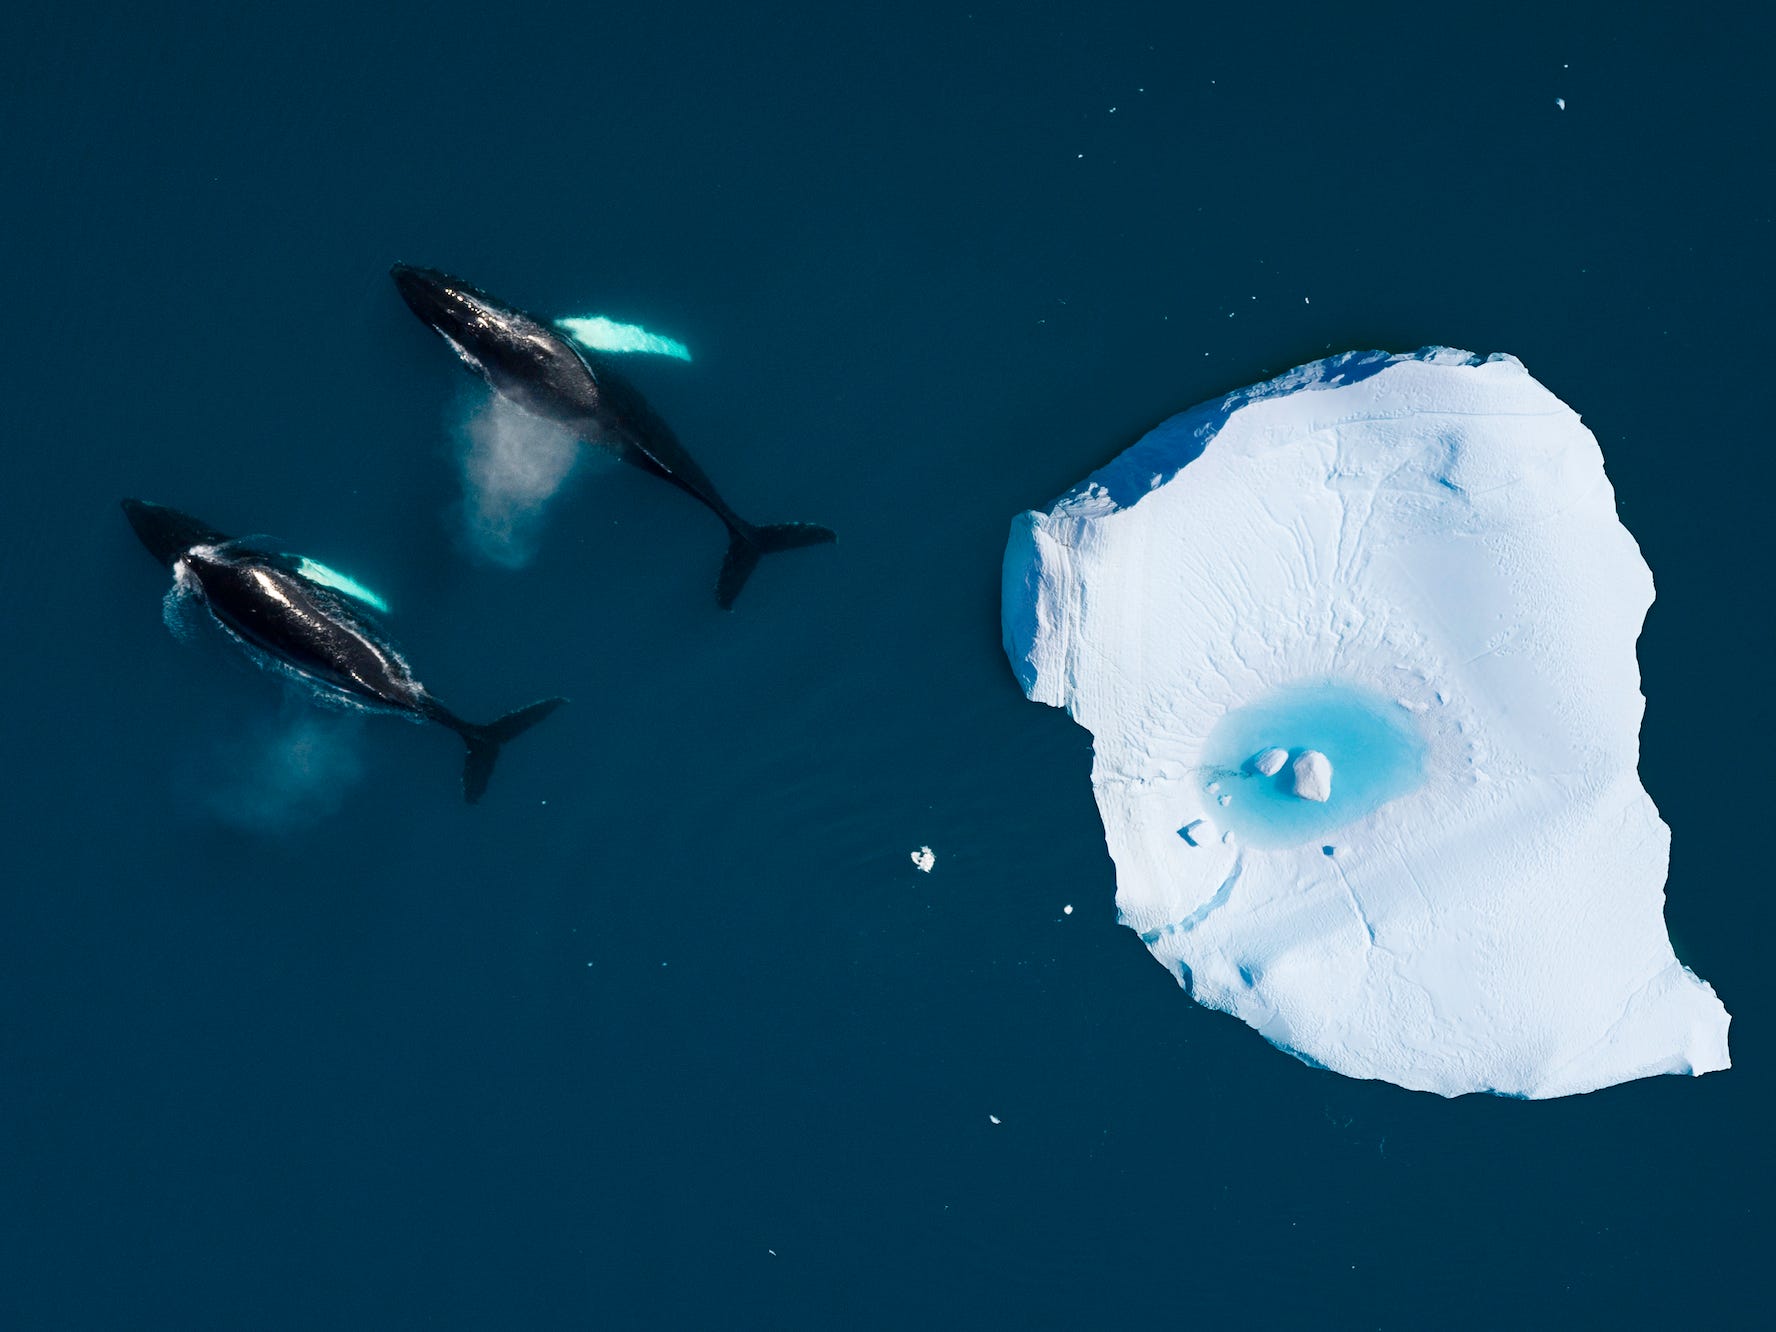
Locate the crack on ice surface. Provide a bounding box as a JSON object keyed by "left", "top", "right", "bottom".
{"left": 1329, "top": 856, "right": 1377, "bottom": 946}
{"left": 1139, "top": 861, "right": 1244, "bottom": 942}
{"left": 1003, "top": 347, "right": 1730, "bottom": 1098}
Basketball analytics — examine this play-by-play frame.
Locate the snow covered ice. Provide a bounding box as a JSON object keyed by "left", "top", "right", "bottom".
{"left": 1291, "top": 751, "right": 1333, "bottom": 802}
{"left": 1001, "top": 348, "right": 1730, "bottom": 1098}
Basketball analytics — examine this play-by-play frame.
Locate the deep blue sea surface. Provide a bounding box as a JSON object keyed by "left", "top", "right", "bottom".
{"left": 2, "top": 4, "right": 1769, "bottom": 1327}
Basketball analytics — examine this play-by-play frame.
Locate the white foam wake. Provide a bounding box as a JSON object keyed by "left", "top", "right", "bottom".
{"left": 200, "top": 709, "right": 366, "bottom": 832}
{"left": 454, "top": 392, "right": 596, "bottom": 567}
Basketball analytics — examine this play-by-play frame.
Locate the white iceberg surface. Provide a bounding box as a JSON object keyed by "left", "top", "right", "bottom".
{"left": 1253, "top": 747, "right": 1288, "bottom": 778}
{"left": 1002, "top": 348, "right": 1730, "bottom": 1098}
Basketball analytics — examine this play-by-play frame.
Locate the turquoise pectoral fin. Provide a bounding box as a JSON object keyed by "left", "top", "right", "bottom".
{"left": 295, "top": 558, "right": 390, "bottom": 613}
{"left": 555, "top": 315, "right": 692, "bottom": 362}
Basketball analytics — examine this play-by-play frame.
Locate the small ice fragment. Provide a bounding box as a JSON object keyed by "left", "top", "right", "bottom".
{"left": 988, "top": 1115, "right": 1002, "bottom": 1125}
{"left": 1555, "top": 97, "right": 1566, "bottom": 110}
{"left": 1063, "top": 904, "right": 1074, "bottom": 915}
{"left": 911, "top": 846, "right": 936, "bottom": 873}
{"left": 1292, "top": 751, "right": 1333, "bottom": 802}
{"left": 1253, "top": 747, "right": 1288, "bottom": 777}
{"left": 1178, "top": 819, "right": 1206, "bottom": 846}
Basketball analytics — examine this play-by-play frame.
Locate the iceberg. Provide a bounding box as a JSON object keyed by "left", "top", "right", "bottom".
{"left": 1290, "top": 750, "right": 1333, "bottom": 803}
{"left": 1002, "top": 348, "right": 1730, "bottom": 1098}
{"left": 1253, "top": 748, "right": 1288, "bottom": 778}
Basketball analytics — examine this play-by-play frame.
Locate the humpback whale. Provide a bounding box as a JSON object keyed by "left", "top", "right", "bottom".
{"left": 390, "top": 264, "right": 835, "bottom": 608}
{"left": 123, "top": 499, "right": 565, "bottom": 803}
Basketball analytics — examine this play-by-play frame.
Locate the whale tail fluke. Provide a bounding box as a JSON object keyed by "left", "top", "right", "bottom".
{"left": 458, "top": 697, "right": 569, "bottom": 803}
{"left": 717, "top": 522, "right": 836, "bottom": 609}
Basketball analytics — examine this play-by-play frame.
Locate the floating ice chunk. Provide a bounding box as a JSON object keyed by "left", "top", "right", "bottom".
{"left": 1555, "top": 97, "right": 1566, "bottom": 110}
{"left": 1001, "top": 347, "right": 1731, "bottom": 1098}
{"left": 1291, "top": 750, "right": 1332, "bottom": 802}
{"left": 1253, "top": 747, "right": 1288, "bottom": 776}
{"left": 911, "top": 846, "right": 935, "bottom": 873}
{"left": 988, "top": 1115, "right": 1002, "bottom": 1125}
{"left": 1063, "top": 904, "right": 1074, "bottom": 915}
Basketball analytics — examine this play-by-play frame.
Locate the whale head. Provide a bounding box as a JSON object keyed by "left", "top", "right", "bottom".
{"left": 390, "top": 264, "right": 540, "bottom": 376}
{"left": 122, "top": 499, "right": 231, "bottom": 568}
{"left": 392, "top": 264, "right": 487, "bottom": 331}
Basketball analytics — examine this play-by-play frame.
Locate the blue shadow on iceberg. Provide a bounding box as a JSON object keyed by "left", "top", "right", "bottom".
{"left": 1062, "top": 349, "right": 1404, "bottom": 510}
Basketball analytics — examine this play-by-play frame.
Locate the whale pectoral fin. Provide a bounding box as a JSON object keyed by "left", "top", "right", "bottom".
{"left": 715, "top": 522, "right": 837, "bottom": 609}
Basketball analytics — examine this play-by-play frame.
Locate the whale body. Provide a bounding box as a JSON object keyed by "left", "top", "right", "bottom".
{"left": 391, "top": 263, "right": 834, "bottom": 607}
{"left": 123, "top": 499, "right": 565, "bottom": 803}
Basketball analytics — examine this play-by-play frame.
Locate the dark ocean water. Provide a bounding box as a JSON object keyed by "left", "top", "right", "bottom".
{"left": 2, "top": 4, "right": 1769, "bottom": 1327}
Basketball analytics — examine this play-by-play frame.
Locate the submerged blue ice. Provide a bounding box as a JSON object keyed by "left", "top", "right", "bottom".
{"left": 1202, "top": 683, "right": 1426, "bottom": 848}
